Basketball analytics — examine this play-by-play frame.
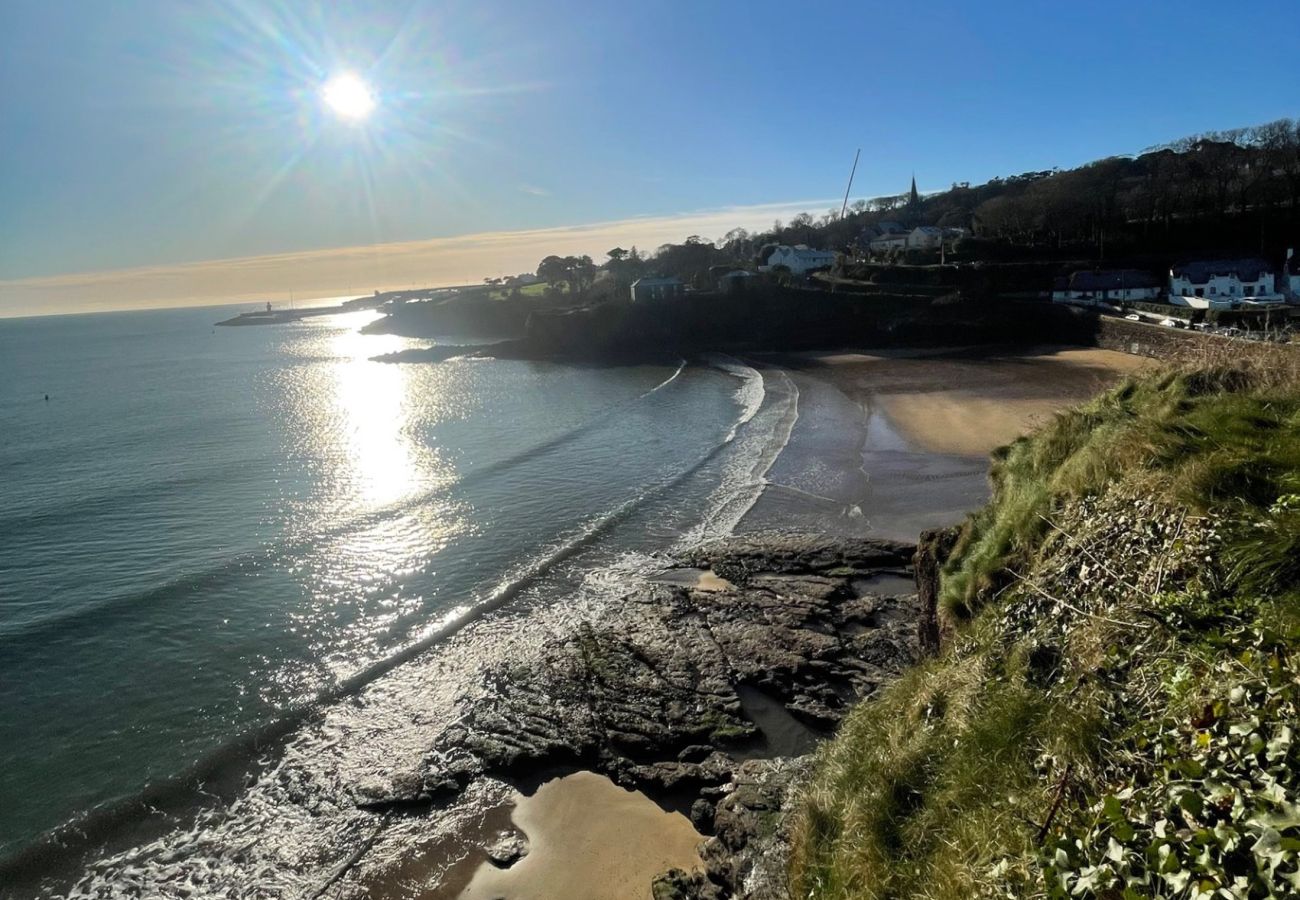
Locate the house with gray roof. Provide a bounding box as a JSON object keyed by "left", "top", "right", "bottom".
{"left": 1051, "top": 269, "right": 1162, "bottom": 305}
{"left": 630, "top": 276, "right": 685, "bottom": 303}
{"left": 764, "top": 245, "right": 837, "bottom": 275}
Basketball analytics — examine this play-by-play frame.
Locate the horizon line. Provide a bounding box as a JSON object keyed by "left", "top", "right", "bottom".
{"left": 0, "top": 197, "right": 842, "bottom": 319}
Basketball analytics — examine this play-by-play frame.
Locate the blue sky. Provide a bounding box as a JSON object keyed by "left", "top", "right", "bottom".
{"left": 0, "top": 0, "right": 1295, "bottom": 308}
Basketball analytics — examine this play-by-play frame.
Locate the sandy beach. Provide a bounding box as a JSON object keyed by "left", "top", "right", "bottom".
{"left": 458, "top": 772, "right": 705, "bottom": 900}
{"left": 806, "top": 346, "right": 1151, "bottom": 457}
{"left": 738, "top": 346, "right": 1149, "bottom": 543}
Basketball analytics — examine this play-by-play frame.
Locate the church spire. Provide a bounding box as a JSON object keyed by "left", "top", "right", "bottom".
{"left": 909, "top": 174, "right": 919, "bottom": 207}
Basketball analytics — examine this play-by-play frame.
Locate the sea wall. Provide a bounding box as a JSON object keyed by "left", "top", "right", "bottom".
{"left": 1094, "top": 316, "right": 1233, "bottom": 360}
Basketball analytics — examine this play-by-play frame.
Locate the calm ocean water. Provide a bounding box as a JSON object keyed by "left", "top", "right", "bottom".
{"left": 0, "top": 305, "right": 783, "bottom": 872}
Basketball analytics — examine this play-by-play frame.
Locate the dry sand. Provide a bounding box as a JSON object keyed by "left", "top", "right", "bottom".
{"left": 458, "top": 771, "right": 704, "bottom": 900}
{"left": 800, "top": 346, "right": 1152, "bottom": 458}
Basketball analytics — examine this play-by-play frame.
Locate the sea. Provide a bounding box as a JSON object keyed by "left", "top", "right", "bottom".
{"left": 0, "top": 303, "right": 826, "bottom": 893}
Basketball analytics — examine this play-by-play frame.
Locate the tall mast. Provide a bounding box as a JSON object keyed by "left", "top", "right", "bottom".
{"left": 840, "top": 148, "right": 861, "bottom": 220}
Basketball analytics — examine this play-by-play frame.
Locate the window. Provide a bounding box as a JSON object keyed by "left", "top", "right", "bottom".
{"left": 1210, "top": 287, "right": 1217, "bottom": 296}
{"left": 1195, "top": 288, "right": 1205, "bottom": 297}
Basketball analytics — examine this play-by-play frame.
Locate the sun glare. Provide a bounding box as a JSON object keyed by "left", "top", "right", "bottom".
{"left": 321, "top": 73, "right": 376, "bottom": 121}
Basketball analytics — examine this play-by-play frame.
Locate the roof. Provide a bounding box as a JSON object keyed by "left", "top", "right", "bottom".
{"left": 1171, "top": 258, "right": 1273, "bottom": 284}
{"left": 1067, "top": 269, "right": 1161, "bottom": 292}
{"left": 912, "top": 226, "right": 943, "bottom": 235}
{"left": 631, "top": 276, "right": 683, "bottom": 287}
{"left": 774, "top": 245, "right": 835, "bottom": 259}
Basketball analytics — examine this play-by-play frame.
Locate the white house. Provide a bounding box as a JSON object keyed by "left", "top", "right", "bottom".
{"left": 1169, "top": 258, "right": 1282, "bottom": 308}
{"left": 1052, "top": 269, "right": 1162, "bottom": 305}
{"left": 765, "top": 245, "right": 837, "bottom": 275}
{"left": 868, "top": 233, "right": 909, "bottom": 254}
{"left": 907, "top": 226, "right": 944, "bottom": 250}
{"left": 857, "top": 221, "right": 907, "bottom": 255}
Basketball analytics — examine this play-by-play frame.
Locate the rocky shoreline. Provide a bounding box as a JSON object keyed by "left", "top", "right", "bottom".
{"left": 337, "top": 533, "right": 922, "bottom": 899}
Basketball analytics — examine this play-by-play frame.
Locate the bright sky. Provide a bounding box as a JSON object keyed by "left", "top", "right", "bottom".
{"left": 1, "top": 0, "right": 1295, "bottom": 317}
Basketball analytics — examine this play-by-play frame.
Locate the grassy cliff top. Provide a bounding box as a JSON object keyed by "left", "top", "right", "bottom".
{"left": 791, "top": 347, "right": 1300, "bottom": 899}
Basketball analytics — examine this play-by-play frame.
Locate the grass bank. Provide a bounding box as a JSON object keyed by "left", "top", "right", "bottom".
{"left": 790, "top": 346, "right": 1300, "bottom": 898}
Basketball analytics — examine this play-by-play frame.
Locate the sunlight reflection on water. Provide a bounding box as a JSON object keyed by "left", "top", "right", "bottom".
{"left": 271, "top": 315, "right": 473, "bottom": 686}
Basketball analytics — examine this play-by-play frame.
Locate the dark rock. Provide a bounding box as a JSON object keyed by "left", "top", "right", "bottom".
{"left": 699, "top": 759, "right": 811, "bottom": 899}
{"left": 355, "top": 535, "right": 919, "bottom": 894}
{"left": 690, "top": 798, "right": 716, "bottom": 833}
{"left": 652, "top": 868, "right": 725, "bottom": 900}
{"left": 914, "top": 525, "right": 961, "bottom": 655}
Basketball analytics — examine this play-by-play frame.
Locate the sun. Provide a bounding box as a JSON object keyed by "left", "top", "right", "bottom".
{"left": 321, "top": 73, "right": 376, "bottom": 121}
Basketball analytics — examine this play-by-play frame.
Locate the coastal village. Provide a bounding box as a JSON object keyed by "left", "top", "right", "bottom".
{"left": 300, "top": 127, "right": 1300, "bottom": 357}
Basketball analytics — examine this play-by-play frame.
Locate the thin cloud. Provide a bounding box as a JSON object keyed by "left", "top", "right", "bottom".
{"left": 518, "top": 184, "right": 550, "bottom": 197}
{"left": 0, "top": 198, "right": 836, "bottom": 318}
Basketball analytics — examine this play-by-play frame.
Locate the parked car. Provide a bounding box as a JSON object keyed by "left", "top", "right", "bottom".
{"left": 1125, "top": 314, "right": 1141, "bottom": 321}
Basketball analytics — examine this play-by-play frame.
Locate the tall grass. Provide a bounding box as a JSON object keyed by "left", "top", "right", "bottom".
{"left": 940, "top": 351, "right": 1300, "bottom": 624}
{"left": 790, "top": 348, "right": 1300, "bottom": 899}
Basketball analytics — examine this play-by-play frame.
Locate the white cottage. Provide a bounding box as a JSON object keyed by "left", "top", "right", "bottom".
{"left": 868, "top": 233, "right": 909, "bottom": 254}
{"left": 765, "top": 245, "right": 837, "bottom": 275}
{"left": 906, "top": 226, "right": 942, "bottom": 250}
{"left": 1169, "top": 258, "right": 1281, "bottom": 307}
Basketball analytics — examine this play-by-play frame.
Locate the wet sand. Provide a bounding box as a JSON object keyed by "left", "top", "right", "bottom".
{"left": 740, "top": 345, "right": 1149, "bottom": 542}
{"left": 458, "top": 771, "right": 705, "bottom": 900}
{"left": 860, "top": 347, "right": 1151, "bottom": 457}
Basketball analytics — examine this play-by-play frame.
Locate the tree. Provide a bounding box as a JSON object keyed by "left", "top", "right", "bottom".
{"left": 537, "top": 255, "right": 569, "bottom": 291}
{"left": 606, "top": 247, "right": 628, "bottom": 262}
{"left": 569, "top": 255, "right": 597, "bottom": 293}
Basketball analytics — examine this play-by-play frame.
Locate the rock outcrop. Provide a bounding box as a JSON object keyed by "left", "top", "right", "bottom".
{"left": 353, "top": 534, "right": 921, "bottom": 898}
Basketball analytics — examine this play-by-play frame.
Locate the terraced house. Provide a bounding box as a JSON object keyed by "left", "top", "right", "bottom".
{"left": 1051, "top": 269, "right": 1162, "bottom": 305}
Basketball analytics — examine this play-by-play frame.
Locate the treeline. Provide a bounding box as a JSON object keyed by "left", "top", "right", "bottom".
{"left": 519, "top": 118, "right": 1300, "bottom": 295}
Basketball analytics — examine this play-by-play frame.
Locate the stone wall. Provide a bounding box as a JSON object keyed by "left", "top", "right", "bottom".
{"left": 1093, "top": 316, "right": 1230, "bottom": 361}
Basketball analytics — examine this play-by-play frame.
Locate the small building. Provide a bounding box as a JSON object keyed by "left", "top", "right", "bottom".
{"left": 1169, "top": 258, "right": 1282, "bottom": 307}
{"left": 1052, "top": 269, "right": 1162, "bottom": 305}
{"left": 907, "top": 226, "right": 944, "bottom": 250}
{"left": 630, "top": 276, "right": 685, "bottom": 303}
{"left": 868, "top": 233, "right": 910, "bottom": 254}
{"left": 854, "top": 222, "right": 907, "bottom": 255}
{"left": 858, "top": 221, "right": 908, "bottom": 243}
{"left": 1287, "top": 250, "right": 1300, "bottom": 298}
{"left": 764, "top": 245, "right": 837, "bottom": 275}
{"left": 717, "top": 269, "right": 758, "bottom": 293}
